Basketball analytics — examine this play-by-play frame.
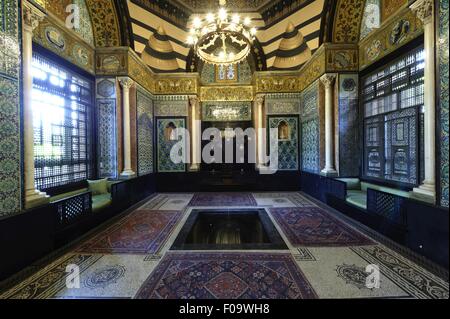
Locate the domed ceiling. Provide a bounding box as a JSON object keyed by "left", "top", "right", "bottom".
{"left": 127, "top": 0, "right": 325, "bottom": 73}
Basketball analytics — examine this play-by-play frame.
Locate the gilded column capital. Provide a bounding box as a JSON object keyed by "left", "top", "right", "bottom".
{"left": 255, "top": 94, "right": 265, "bottom": 107}
{"left": 410, "top": 0, "right": 434, "bottom": 25}
{"left": 118, "top": 77, "right": 135, "bottom": 91}
{"left": 22, "top": 0, "right": 45, "bottom": 33}
{"left": 189, "top": 95, "right": 200, "bottom": 106}
{"left": 320, "top": 73, "right": 337, "bottom": 89}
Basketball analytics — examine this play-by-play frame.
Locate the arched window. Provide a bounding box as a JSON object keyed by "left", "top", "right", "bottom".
{"left": 164, "top": 122, "right": 178, "bottom": 141}
{"left": 278, "top": 121, "right": 290, "bottom": 141}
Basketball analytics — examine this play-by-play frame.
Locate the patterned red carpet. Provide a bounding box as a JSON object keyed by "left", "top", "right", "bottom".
{"left": 189, "top": 193, "right": 257, "bottom": 207}
{"left": 77, "top": 210, "right": 182, "bottom": 254}
{"left": 270, "top": 207, "right": 374, "bottom": 247}
{"left": 135, "top": 253, "right": 318, "bottom": 299}
{"left": 1, "top": 193, "right": 448, "bottom": 300}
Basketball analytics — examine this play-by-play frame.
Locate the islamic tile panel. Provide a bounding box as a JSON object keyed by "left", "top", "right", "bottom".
{"left": 96, "top": 79, "right": 117, "bottom": 178}
{"left": 268, "top": 117, "right": 299, "bottom": 171}
{"left": 360, "top": 0, "right": 381, "bottom": 40}
{"left": 300, "top": 81, "right": 320, "bottom": 173}
{"left": 157, "top": 118, "right": 186, "bottom": 173}
{"left": 301, "top": 119, "right": 320, "bottom": 173}
{"left": 200, "top": 61, "right": 252, "bottom": 85}
{"left": 137, "top": 89, "right": 154, "bottom": 175}
{"left": 0, "top": 0, "right": 21, "bottom": 216}
{"left": 202, "top": 102, "right": 252, "bottom": 122}
{"left": 73, "top": 0, "right": 94, "bottom": 46}
{"left": 301, "top": 81, "right": 319, "bottom": 117}
{"left": 439, "top": 0, "right": 449, "bottom": 207}
{"left": 0, "top": 0, "right": 20, "bottom": 78}
{"left": 339, "top": 74, "right": 359, "bottom": 177}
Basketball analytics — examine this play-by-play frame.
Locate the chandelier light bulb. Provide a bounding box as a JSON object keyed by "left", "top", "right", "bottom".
{"left": 193, "top": 17, "right": 202, "bottom": 29}
{"left": 244, "top": 17, "right": 251, "bottom": 26}
{"left": 187, "top": 36, "right": 195, "bottom": 45}
{"left": 250, "top": 27, "right": 257, "bottom": 36}
{"left": 232, "top": 14, "right": 240, "bottom": 24}
{"left": 206, "top": 13, "right": 215, "bottom": 23}
{"left": 218, "top": 8, "right": 227, "bottom": 21}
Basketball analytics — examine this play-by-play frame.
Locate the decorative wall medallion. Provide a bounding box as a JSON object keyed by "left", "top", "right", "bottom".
{"left": 45, "top": 26, "right": 66, "bottom": 51}
{"left": 101, "top": 55, "right": 121, "bottom": 72}
{"left": 342, "top": 78, "right": 356, "bottom": 92}
{"left": 390, "top": 19, "right": 411, "bottom": 45}
{"left": 72, "top": 44, "right": 89, "bottom": 66}
{"left": 366, "top": 39, "right": 383, "bottom": 61}
{"left": 336, "top": 264, "right": 372, "bottom": 289}
{"left": 84, "top": 265, "right": 126, "bottom": 289}
{"left": 97, "top": 79, "right": 115, "bottom": 98}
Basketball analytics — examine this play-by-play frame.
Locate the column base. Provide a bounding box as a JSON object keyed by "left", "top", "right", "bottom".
{"left": 120, "top": 170, "right": 136, "bottom": 180}
{"left": 25, "top": 190, "right": 50, "bottom": 210}
{"left": 320, "top": 169, "right": 338, "bottom": 177}
{"left": 189, "top": 164, "right": 200, "bottom": 172}
{"left": 411, "top": 184, "right": 436, "bottom": 204}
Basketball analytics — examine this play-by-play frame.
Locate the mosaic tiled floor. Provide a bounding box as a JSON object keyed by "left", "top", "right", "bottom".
{"left": 0, "top": 192, "right": 448, "bottom": 299}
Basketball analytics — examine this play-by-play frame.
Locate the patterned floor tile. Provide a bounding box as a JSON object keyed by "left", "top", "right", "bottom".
{"left": 351, "top": 246, "right": 449, "bottom": 299}
{"left": 54, "top": 254, "right": 160, "bottom": 299}
{"left": 295, "top": 247, "right": 412, "bottom": 299}
{"left": 135, "top": 252, "right": 318, "bottom": 299}
{"left": 76, "top": 210, "right": 183, "bottom": 254}
{"left": 270, "top": 207, "right": 374, "bottom": 247}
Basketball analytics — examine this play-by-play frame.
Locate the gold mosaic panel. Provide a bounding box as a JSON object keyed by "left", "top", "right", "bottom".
{"left": 359, "top": 7, "right": 423, "bottom": 70}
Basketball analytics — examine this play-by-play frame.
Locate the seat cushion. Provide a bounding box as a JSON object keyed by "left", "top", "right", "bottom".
{"left": 92, "top": 194, "right": 112, "bottom": 213}
{"left": 88, "top": 179, "right": 109, "bottom": 196}
{"left": 361, "top": 182, "right": 410, "bottom": 198}
{"left": 337, "top": 178, "right": 361, "bottom": 190}
{"left": 50, "top": 188, "right": 89, "bottom": 203}
{"left": 346, "top": 190, "right": 367, "bottom": 210}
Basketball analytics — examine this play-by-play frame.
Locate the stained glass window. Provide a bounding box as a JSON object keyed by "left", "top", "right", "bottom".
{"left": 32, "top": 53, "right": 94, "bottom": 191}
{"left": 215, "top": 64, "right": 238, "bottom": 82}
{"left": 361, "top": 47, "right": 424, "bottom": 186}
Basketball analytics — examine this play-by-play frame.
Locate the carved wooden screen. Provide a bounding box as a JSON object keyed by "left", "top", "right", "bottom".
{"left": 361, "top": 46, "right": 424, "bottom": 186}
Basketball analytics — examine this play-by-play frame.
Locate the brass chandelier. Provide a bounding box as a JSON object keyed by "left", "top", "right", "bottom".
{"left": 187, "top": 0, "right": 257, "bottom": 66}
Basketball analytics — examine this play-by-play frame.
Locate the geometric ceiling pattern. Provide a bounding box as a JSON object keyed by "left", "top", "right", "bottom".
{"left": 127, "top": 0, "right": 325, "bottom": 72}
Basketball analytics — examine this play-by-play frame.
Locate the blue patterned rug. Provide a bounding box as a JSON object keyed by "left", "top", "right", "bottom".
{"left": 135, "top": 253, "right": 318, "bottom": 299}
{"left": 188, "top": 193, "right": 257, "bottom": 207}
{"left": 270, "top": 207, "right": 374, "bottom": 247}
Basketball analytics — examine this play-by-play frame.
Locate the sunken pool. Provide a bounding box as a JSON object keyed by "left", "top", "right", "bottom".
{"left": 171, "top": 209, "right": 288, "bottom": 250}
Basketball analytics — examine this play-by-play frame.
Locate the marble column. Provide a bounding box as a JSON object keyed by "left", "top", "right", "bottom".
{"left": 189, "top": 96, "right": 201, "bottom": 171}
{"left": 320, "top": 74, "right": 338, "bottom": 176}
{"left": 255, "top": 95, "right": 265, "bottom": 169}
{"left": 411, "top": 0, "right": 436, "bottom": 202}
{"left": 118, "top": 77, "right": 135, "bottom": 178}
{"left": 23, "top": 1, "right": 49, "bottom": 209}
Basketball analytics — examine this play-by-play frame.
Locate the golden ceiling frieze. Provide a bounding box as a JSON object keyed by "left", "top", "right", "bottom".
{"left": 200, "top": 86, "right": 254, "bottom": 102}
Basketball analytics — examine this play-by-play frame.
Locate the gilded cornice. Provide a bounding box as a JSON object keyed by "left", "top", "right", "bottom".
{"left": 200, "top": 86, "right": 254, "bottom": 102}
{"left": 359, "top": 7, "right": 424, "bottom": 70}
